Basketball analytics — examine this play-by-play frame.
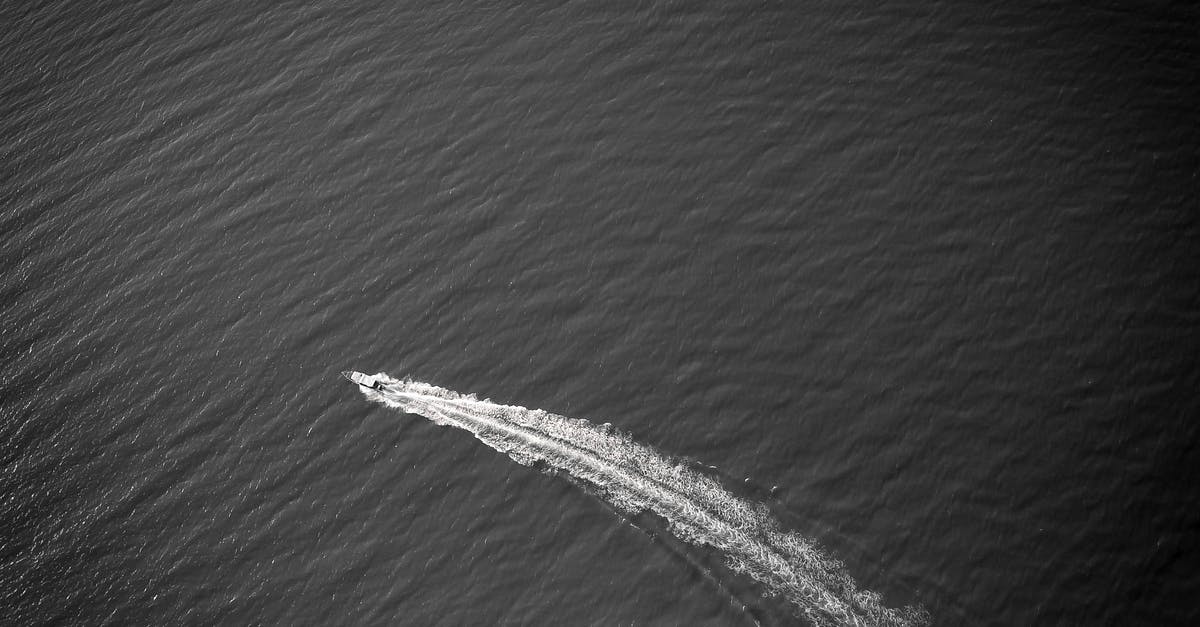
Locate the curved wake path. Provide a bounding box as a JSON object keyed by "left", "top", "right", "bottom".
{"left": 356, "top": 375, "right": 928, "bottom": 627}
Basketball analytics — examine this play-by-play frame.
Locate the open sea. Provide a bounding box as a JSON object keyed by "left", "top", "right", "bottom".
{"left": 2, "top": 1, "right": 1198, "bottom": 625}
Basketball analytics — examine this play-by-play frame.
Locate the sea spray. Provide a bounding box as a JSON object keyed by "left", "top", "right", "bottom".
{"left": 354, "top": 374, "right": 928, "bottom": 627}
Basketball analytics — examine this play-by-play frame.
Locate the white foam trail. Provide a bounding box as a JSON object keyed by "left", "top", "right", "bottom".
{"left": 358, "top": 375, "right": 928, "bottom": 627}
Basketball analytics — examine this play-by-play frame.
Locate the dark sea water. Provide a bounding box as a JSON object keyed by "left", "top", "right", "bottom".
{"left": 3, "top": 1, "right": 1198, "bottom": 625}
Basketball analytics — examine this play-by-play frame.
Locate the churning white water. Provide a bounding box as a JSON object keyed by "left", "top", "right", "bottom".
{"left": 355, "top": 374, "right": 928, "bottom": 627}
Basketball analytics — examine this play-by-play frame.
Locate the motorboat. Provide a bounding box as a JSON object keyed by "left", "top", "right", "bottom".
{"left": 342, "top": 370, "right": 385, "bottom": 390}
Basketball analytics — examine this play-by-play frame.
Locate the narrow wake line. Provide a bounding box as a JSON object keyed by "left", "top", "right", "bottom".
{"left": 356, "top": 374, "right": 929, "bottom": 627}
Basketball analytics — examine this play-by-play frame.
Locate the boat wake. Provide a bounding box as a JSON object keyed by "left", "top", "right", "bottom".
{"left": 354, "top": 374, "right": 928, "bottom": 627}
